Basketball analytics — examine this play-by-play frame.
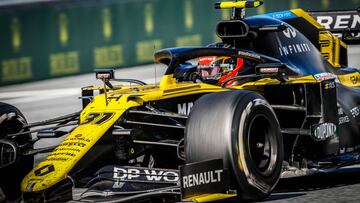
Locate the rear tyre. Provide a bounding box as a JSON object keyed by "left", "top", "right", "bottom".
{"left": 0, "top": 102, "right": 33, "bottom": 201}
{"left": 185, "top": 91, "right": 283, "bottom": 201}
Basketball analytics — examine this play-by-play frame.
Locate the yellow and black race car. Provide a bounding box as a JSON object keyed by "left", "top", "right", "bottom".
{"left": 0, "top": 1, "right": 359, "bottom": 202}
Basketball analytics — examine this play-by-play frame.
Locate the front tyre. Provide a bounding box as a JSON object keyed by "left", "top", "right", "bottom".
{"left": 185, "top": 91, "right": 283, "bottom": 201}
{"left": 0, "top": 102, "right": 33, "bottom": 201}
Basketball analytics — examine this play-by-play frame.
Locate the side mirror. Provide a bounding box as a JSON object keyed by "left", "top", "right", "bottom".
{"left": 255, "top": 63, "right": 299, "bottom": 82}
{"left": 94, "top": 69, "right": 114, "bottom": 90}
{"left": 95, "top": 69, "right": 115, "bottom": 80}
{"left": 0, "top": 140, "right": 18, "bottom": 168}
{"left": 94, "top": 69, "right": 115, "bottom": 105}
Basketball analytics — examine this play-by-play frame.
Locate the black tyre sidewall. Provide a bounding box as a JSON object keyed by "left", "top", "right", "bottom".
{"left": 0, "top": 102, "right": 33, "bottom": 201}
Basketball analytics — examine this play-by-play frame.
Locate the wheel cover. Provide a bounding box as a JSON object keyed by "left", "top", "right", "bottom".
{"left": 248, "top": 114, "right": 278, "bottom": 177}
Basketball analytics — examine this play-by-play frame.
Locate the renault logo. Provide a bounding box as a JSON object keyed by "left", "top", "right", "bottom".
{"left": 34, "top": 164, "right": 55, "bottom": 176}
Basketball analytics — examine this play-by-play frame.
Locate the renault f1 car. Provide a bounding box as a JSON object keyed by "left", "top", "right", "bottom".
{"left": 0, "top": 1, "right": 359, "bottom": 202}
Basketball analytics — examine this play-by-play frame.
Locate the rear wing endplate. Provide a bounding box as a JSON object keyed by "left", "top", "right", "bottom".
{"left": 309, "top": 8, "right": 360, "bottom": 44}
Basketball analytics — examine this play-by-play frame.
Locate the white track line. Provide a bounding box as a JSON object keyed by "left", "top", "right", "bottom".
{"left": 0, "top": 88, "right": 80, "bottom": 104}
{"left": 0, "top": 88, "right": 80, "bottom": 98}
{"left": 0, "top": 77, "right": 159, "bottom": 104}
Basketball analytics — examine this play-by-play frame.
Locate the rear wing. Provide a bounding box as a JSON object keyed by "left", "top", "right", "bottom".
{"left": 309, "top": 9, "right": 360, "bottom": 45}
{"left": 261, "top": 9, "right": 356, "bottom": 67}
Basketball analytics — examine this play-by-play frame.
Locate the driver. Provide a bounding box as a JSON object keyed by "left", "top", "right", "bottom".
{"left": 197, "top": 56, "right": 245, "bottom": 87}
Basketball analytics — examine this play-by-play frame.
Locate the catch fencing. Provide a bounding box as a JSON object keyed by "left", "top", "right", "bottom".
{"left": 0, "top": 0, "right": 358, "bottom": 85}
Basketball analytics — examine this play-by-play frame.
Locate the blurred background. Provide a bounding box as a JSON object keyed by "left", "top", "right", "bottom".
{"left": 0, "top": 0, "right": 359, "bottom": 86}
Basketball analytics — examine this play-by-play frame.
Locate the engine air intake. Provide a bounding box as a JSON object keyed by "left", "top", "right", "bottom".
{"left": 216, "top": 20, "right": 249, "bottom": 38}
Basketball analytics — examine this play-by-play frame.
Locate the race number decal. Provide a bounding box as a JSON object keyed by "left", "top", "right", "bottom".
{"left": 81, "top": 112, "right": 114, "bottom": 125}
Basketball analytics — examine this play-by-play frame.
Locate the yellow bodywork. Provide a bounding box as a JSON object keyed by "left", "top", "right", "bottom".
{"left": 21, "top": 96, "right": 134, "bottom": 192}
{"left": 21, "top": 77, "right": 225, "bottom": 192}
{"left": 319, "top": 31, "right": 347, "bottom": 68}
{"left": 291, "top": 9, "right": 324, "bottom": 29}
{"left": 338, "top": 72, "right": 360, "bottom": 87}
{"left": 216, "top": 1, "right": 262, "bottom": 9}
{"left": 185, "top": 193, "right": 237, "bottom": 202}
{"left": 291, "top": 9, "right": 348, "bottom": 68}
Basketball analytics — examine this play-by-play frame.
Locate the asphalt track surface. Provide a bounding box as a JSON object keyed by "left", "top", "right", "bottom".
{"left": 1, "top": 58, "right": 360, "bottom": 202}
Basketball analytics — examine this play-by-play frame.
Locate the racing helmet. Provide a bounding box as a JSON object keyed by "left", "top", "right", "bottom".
{"left": 197, "top": 56, "right": 244, "bottom": 86}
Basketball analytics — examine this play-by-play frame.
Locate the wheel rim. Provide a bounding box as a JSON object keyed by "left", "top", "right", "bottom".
{"left": 248, "top": 114, "right": 278, "bottom": 177}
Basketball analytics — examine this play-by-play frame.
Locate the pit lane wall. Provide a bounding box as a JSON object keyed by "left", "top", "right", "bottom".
{"left": 0, "top": 0, "right": 359, "bottom": 86}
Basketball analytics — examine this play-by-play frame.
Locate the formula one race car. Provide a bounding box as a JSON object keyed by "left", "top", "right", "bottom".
{"left": 1, "top": 1, "right": 359, "bottom": 202}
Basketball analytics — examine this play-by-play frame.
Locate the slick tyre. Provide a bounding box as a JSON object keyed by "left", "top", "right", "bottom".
{"left": 185, "top": 91, "right": 283, "bottom": 201}
{"left": 0, "top": 102, "right": 33, "bottom": 201}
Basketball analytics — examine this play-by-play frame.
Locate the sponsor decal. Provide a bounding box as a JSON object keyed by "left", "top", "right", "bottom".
{"left": 350, "top": 75, "right": 358, "bottom": 84}
{"left": 340, "top": 144, "right": 360, "bottom": 154}
{"left": 278, "top": 43, "right": 312, "bottom": 56}
{"left": 182, "top": 169, "right": 223, "bottom": 189}
{"left": 262, "top": 10, "right": 297, "bottom": 20}
{"left": 53, "top": 148, "right": 81, "bottom": 153}
{"left": 178, "top": 102, "right": 193, "bottom": 116}
{"left": 180, "top": 159, "right": 229, "bottom": 199}
{"left": 49, "top": 51, "right": 79, "bottom": 76}
{"left": 68, "top": 134, "right": 91, "bottom": 143}
{"left": 48, "top": 152, "right": 76, "bottom": 157}
{"left": 238, "top": 50, "right": 261, "bottom": 60}
{"left": 324, "top": 81, "right": 336, "bottom": 90}
{"left": 96, "top": 73, "right": 112, "bottom": 80}
{"left": 94, "top": 45, "right": 124, "bottom": 68}
{"left": 34, "top": 164, "right": 55, "bottom": 176}
{"left": 108, "top": 94, "right": 123, "bottom": 101}
{"left": 2, "top": 57, "right": 32, "bottom": 82}
{"left": 26, "top": 182, "right": 36, "bottom": 192}
{"left": 314, "top": 73, "right": 337, "bottom": 81}
{"left": 81, "top": 112, "right": 114, "bottom": 125}
{"left": 338, "top": 104, "right": 350, "bottom": 126}
{"left": 102, "top": 7, "right": 112, "bottom": 41}
{"left": 58, "top": 142, "right": 86, "bottom": 148}
{"left": 44, "top": 157, "right": 69, "bottom": 162}
{"left": 314, "top": 13, "right": 360, "bottom": 30}
{"left": 339, "top": 115, "right": 350, "bottom": 125}
{"left": 11, "top": 16, "right": 21, "bottom": 52}
{"left": 259, "top": 67, "right": 279, "bottom": 74}
{"left": 136, "top": 40, "right": 162, "bottom": 63}
{"left": 350, "top": 106, "right": 360, "bottom": 118}
{"left": 113, "top": 166, "right": 179, "bottom": 183}
{"left": 277, "top": 25, "right": 313, "bottom": 57}
{"left": 198, "top": 56, "right": 216, "bottom": 65}
{"left": 310, "top": 11, "right": 360, "bottom": 38}
{"left": 338, "top": 105, "right": 344, "bottom": 115}
{"left": 283, "top": 26, "right": 297, "bottom": 39}
{"left": 311, "top": 123, "right": 337, "bottom": 141}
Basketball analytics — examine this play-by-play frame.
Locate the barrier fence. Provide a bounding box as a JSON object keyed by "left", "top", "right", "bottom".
{"left": 0, "top": 0, "right": 359, "bottom": 85}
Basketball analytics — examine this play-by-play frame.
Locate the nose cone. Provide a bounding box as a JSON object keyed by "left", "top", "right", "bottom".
{"left": 21, "top": 109, "right": 122, "bottom": 193}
